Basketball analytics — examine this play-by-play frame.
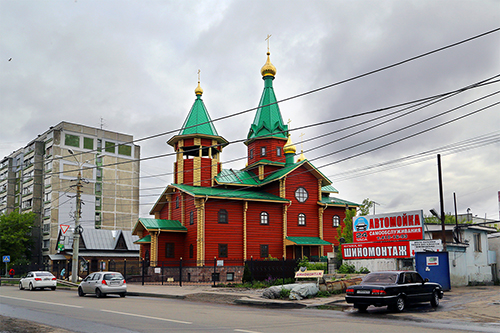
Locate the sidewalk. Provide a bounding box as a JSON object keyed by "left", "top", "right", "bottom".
{"left": 127, "top": 283, "right": 359, "bottom": 308}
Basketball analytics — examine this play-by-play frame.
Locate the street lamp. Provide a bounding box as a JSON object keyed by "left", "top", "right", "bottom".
{"left": 68, "top": 149, "right": 83, "bottom": 283}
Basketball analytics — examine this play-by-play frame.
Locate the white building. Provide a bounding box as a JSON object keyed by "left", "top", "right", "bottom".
{"left": 0, "top": 121, "right": 140, "bottom": 266}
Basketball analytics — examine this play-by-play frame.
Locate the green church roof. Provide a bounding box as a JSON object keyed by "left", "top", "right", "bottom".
{"left": 247, "top": 75, "right": 288, "bottom": 142}
{"left": 136, "top": 218, "right": 187, "bottom": 232}
{"left": 285, "top": 236, "right": 332, "bottom": 246}
{"left": 179, "top": 95, "right": 219, "bottom": 137}
{"left": 171, "top": 183, "right": 289, "bottom": 203}
{"left": 215, "top": 169, "right": 261, "bottom": 186}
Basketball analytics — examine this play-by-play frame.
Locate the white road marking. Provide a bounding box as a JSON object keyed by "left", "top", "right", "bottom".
{"left": 101, "top": 309, "right": 192, "bottom": 324}
{"left": 0, "top": 295, "right": 83, "bottom": 308}
{"left": 234, "top": 330, "right": 262, "bottom": 333}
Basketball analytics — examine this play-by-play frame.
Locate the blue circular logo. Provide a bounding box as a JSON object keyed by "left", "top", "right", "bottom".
{"left": 354, "top": 217, "right": 369, "bottom": 232}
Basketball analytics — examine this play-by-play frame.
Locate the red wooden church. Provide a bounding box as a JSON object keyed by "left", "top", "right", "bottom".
{"left": 133, "top": 51, "right": 358, "bottom": 280}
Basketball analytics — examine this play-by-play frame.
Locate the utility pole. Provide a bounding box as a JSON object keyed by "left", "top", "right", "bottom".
{"left": 437, "top": 154, "right": 447, "bottom": 251}
{"left": 69, "top": 150, "right": 83, "bottom": 283}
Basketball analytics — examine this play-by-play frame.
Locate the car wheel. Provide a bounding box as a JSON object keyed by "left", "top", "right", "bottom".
{"left": 431, "top": 291, "right": 439, "bottom": 307}
{"left": 96, "top": 288, "right": 104, "bottom": 298}
{"left": 119, "top": 292, "right": 126, "bottom": 298}
{"left": 356, "top": 305, "right": 368, "bottom": 312}
{"left": 51, "top": 286, "right": 56, "bottom": 291}
{"left": 19, "top": 282, "right": 24, "bottom": 290}
{"left": 394, "top": 296, "right": 405, "bottom": 312}
{"left": 78, "top": 287, "right": 85, "bottom": 297}
{"left": 29, "top": 283, "right": 35, "bottom": 291}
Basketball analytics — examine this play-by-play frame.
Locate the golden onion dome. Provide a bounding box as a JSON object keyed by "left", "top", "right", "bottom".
{"left": 195, "top": 81, "right": 203, "bottom": 96}
{"left": 297, "top": 150, "right": 306, "bottom": 162}
{"left": 261, "top": 52, "right": 277, "bottom": 77}
{"left": 283, "top": 134, "right": 296, "bottom": 154}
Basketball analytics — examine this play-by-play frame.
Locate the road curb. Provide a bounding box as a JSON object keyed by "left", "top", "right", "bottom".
{"left": 126, "top": 292, "right": 186, "bottom": 299}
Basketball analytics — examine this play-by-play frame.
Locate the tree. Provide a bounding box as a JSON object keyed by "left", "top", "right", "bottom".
{"left": 0, "top": 210, "right": 35, "bottom": 264}
{"left": 337, "top": 198, "right": 373, "bottom": 244}
{"left": 359, "top": 198, "right": 374, "bottom": 216}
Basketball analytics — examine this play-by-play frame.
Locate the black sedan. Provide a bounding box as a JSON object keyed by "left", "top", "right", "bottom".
{"left": 345, "top": 271, "right": 444, "bottom": 312}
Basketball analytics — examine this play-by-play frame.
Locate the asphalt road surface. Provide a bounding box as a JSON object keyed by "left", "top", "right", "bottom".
{"left": 1, "top": 287, "right": 499, "bottom": 333}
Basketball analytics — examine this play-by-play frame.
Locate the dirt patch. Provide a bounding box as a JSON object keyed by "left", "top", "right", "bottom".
{"left": 0, "top": 315, "right": 76, "bottom": 333}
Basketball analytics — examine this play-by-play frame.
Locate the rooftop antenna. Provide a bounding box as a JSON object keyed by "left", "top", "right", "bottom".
{"left": 100, "top": 117, "right": 105, "bottom": 130}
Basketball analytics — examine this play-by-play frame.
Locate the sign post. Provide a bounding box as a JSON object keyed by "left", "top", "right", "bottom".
{"left": 3, "top": 255, "right": 10, "bottom": 277}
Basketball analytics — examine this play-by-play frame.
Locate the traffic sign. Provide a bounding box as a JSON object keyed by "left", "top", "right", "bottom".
{"left": 60, "top": 224, "right": 70, "bottom": 234}
{"left": 2, "top": 255, "right": 10, "bottom": 263}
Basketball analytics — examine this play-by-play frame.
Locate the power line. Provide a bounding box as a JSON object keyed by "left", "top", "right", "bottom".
{"left": 44, "top": 27, "right": 500, "bottom": 163}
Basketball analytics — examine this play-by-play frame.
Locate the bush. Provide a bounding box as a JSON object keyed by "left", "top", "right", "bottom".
{"left": 337, "top": 263, "right": 356, "bottom": 274}
{"left": 357, "top": 267, "right": 370, "bottom": 274}
{"left": 242, "top": 264, "right": 252, "bottom": 283}
{"left": 296, "top": 256, "right": 327, "bottom": 273}
{"left": 279, "top": 288, "right": 291, "bottom": 299}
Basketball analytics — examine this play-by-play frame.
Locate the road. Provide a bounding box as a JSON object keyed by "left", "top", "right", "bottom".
{"left": 1, "top": 287, "right": 498, "bottom": 333}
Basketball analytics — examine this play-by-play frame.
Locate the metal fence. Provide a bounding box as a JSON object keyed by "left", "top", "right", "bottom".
{"left": 131, "top": 257, "right": 302, "bottom": 287}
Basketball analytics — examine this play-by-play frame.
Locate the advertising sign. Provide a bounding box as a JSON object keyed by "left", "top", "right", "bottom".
{"left": 409, "top": 239, "right": 443, "bottom": 256}
{"left": 342, "top": 239, "right": 443, "bottom": 260}
{"left": 342, "top": 241, "right": 411, "bottom": 259}
{"left": 353, "top": 210, "right": 424, "bottom": 243}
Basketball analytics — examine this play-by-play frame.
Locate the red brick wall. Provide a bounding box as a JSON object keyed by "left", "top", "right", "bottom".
{"left": 204, "top": 200, "right": 244, "bottom": 260}
{"left": 247, "top": 138, "right": 286, "bottom": 165}
{"left": 286, "top": 167, "right": 320, "bottom": 238}
{"left": 156, "top": 232, "right": 186, "bottom": 262}
{"left": 323, "top": 206, "right": 347, "bottom": 246}
{"left": 246, "top": 201, "right": 284, "bottom": 259}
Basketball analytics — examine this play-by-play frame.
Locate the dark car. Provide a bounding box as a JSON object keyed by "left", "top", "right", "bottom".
{"left": 345, "top": 271, "right": 444, "bottom": 312}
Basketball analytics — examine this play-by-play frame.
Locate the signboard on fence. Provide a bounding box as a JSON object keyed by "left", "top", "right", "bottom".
{"left": 342, "top": 239, "right": 443, "bottom": 260}
{"left": 353, "top": 210, "right": 424, "bottom": 243}
{"left": 295, "top": 269, "right": 324, "bottom": 279}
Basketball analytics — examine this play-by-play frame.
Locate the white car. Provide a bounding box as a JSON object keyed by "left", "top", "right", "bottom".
{"left": 19, "top": 271, "right": 57, "bottom": 291}
{"left": 78, "top": 271, "right": 127, "bottom": 298}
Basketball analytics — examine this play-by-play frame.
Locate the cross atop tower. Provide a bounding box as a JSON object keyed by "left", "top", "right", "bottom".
{"left": 265, "top": 34, "right": 272, "bottom": 53}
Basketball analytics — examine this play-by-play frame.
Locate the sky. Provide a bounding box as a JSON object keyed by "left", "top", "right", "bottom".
{"left": 1, "top": 0, "right": 499, "bottom": 222}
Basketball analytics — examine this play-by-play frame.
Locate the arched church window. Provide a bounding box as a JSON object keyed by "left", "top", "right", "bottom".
{"left": 333, "top": 215, "right": 340, "bottom": 227}
{"left": 260, "top": 212, "right": 269, "bottom": 225}
{"left": 218, "top": 209, "right": 228, "bottom": 224}
{"left": 298, "top": 213, "right": 306, "bottom": 226}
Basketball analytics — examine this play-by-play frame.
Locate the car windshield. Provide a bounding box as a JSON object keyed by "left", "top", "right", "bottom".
{"left": 103, "top": 273, "right": 123, "bottom": 280}
{"left": 36, "top": 272, "right": 53, "bottom": 277}
{"left": 361, "top": 272, "right": 398, "bottom": 285}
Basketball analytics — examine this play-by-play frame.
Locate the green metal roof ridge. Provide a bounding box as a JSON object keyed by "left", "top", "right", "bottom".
{"left": 134, "top": 234, "right": 151, "bottom": 244}
{"left": 322, "top": 197, "right": 360, "bottom": 207}
{"left": 247, "top": 76, "right": 288, "bottom": 141}
{"left": 171, "top": 183, "right": 289, "bottom": 202}
{"left": 215, "top": 169, "right": 261, "bottom": 186}
{"left": 179, "top": 96, "right": 219, "bottom": 137}
{"left": 138, "top": 218, "right": 187, "bottom": 231}
{"left": 321, "top": 185, "right": 339, "bottom": 193}
{"left": 286, "top": 236, "right": 332, "bottom": 245}
{"left": 259, "top": 160, "right": 305, "bottom": 185}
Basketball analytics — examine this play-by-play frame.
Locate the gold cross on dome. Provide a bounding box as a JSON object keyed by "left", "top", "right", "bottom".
{"left": 197, "top": 69, "right": 201, "bottom": 82}
{"left": 265, "top": 34, "right": 272, "bottom": 52}
{"left": 299, "top": 132, "right": 305, "bottom": 150}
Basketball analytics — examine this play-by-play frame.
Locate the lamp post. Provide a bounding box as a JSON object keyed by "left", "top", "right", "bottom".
{"left": 68, "top": 150, "right": 83, "bottom": 283}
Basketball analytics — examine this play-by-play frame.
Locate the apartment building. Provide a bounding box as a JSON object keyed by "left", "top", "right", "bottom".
{"left": 0, "top": 122, "right": 140, "bottom": 265}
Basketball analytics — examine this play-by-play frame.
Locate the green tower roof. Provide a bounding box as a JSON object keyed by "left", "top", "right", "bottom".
{"left": 179, "top": 94, "right": 220, "bottom": 137}
{"left": 247, "top": 75, "right": 288, "bottom": 142}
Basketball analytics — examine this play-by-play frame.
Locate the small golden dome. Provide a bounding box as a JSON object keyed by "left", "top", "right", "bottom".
{"left": 297, "top": 149, "right": 306, "bottom": 162}
{"left": 195, "top": 81, "right": 203, "bottom": 96}
{"left": 283, "top": 134, "right": 296, "bottom": 154}
{"left": 261, "top": 52, "right": 277, "bottom": 77}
